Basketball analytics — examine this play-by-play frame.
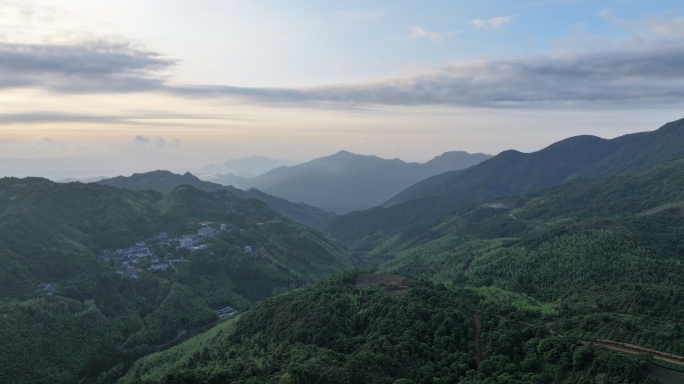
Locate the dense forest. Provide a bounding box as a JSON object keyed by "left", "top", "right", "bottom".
{"left": 122, "top": 272, "right": 651, "bottom": 384}
{"left": 0, "top": 178, "right": 352, "bottom": 384}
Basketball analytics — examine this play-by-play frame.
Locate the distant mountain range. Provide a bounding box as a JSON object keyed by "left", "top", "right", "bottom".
{"left": 193, "top": 156, "right": 297, "bottom": 178}
{"left": 204, "top": 150, "right": 493, "bottom": 214}
{"left": 96, "top": 170, "right": 336, "bottom": 227}
{"left": 57, "top": 176, "right": 108, "bottom": 183}
{"left": 324, "top": 118, "right": 684, "bottom": 241}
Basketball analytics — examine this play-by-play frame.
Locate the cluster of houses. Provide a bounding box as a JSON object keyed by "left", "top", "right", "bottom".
{"left": 482, "top": 202, "right": 508, "bottom": 209}
{"left": 215, "top": 305, "right": 239, "bottom": 318}
{"left": 98, "top": 222, "right": 231, "bottom": 279}
{"left": 176, "top": 222, "right": 230, "bottom": 251}
{"left": 99, "top": 232, "right": 172, "bottom": 279}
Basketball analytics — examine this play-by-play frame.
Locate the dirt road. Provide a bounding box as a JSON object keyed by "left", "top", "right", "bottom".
{"left": 473, "top": 313, "right": 483, "bottom": 366}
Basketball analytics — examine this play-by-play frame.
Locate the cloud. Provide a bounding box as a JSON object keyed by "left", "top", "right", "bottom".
{"left": 0, "top": 39, "right": 174, "bottom": 92}
{"left": 2, "top": 12, "right": 684, "bottom": 109}
{"left": 176, "top": 38, "right": 684, "bottom": 108}
{"left": 471, "top": 15, "right": 515, "bottom": 31}
{"left": 408, "top": 27, "right": 457, "bottom": 43}
{"left": 124, "top": 135, "right": 180, "bottom": 152}
{"left": 0, "top": 111, "right": 242, "bottom": 126}
{"left": 599, "top": 10, "right": 684, "bottom": 39}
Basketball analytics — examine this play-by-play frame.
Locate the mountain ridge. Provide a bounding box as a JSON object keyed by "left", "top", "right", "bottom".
{"left": 207, "top": 150, "right": 493, "bottom": 214}
{"left": 324, "top": 119, "right": 684, "bottom": 242}
{"left": 194, "top": 155, "right": 296, "bottom": 178}
{"left": 97, "top": 170, "right": 336, "bottom": 227}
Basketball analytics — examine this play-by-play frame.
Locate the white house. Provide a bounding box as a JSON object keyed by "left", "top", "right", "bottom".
{"left": 151, "top": 263, "right": 168, "bottom": 271}
{"left": 180, "top": 237, "right": 194, "bottom": 248}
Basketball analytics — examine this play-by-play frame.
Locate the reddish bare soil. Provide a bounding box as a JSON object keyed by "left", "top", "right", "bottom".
{"left": 354, "top": 274, "right": 409, "bottom": 294}
{"left": 675, "top": 209, "right": 684, "bottom": 216}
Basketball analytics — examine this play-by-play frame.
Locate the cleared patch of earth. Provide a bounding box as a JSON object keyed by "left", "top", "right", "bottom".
{"left": 354, "top": 274, "right": 409, "bottom": 294}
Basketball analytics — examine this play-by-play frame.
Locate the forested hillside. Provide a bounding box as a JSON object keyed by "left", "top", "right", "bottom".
{"left": 324, "top": 118, "right": 682, "bottom": 242}
{"left": 367, "top": 156, "right": 684, "bottom": 291}
{"left": 322, "top": 156, "right": 684, "bottom": 380}
{"left": 5, "top": 121, "right": 684, "bottom": 383}
{"left": 577, "top": 117, "right": 684, "bottom": 178}
{"left": 384, "top": 134, "right": 632, "bottom": 207}
{"left": 121, "top": 272, "right": 648, "bottom": 384}
{"left": 0, "top": 178, "right": 352, "bottom": 384}
{"left": 97, "top": 170, "right": 336, "bottom": 227}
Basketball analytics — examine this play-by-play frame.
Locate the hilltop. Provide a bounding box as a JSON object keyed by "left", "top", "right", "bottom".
{"left": 97, "top": 170, "right": 336, "bottom": 227}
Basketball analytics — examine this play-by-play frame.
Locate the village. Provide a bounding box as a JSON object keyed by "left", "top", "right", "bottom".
{"left": 214, "top": 305, "right": 239, "bottom": 318}
{"left": 98, "top": 221, "right": 235, "bottom": 279}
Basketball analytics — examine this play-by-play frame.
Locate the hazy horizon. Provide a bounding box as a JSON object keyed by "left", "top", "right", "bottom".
{"left": 2, "top": 1, "right": 684, "bottom": 171}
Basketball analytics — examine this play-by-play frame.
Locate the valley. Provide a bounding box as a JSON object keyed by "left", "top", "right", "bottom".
{"left": 2, "top": 119, "right": 684, "bottom": 383}
{"left": 6, "top": 2, "right": 684, "bottom": 383}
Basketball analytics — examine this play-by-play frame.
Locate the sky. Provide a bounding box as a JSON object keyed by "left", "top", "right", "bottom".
{"left": 1, "top": 0, "right": 684, "bottom": 178}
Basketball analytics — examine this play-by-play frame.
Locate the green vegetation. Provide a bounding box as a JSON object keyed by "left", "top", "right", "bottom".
{"left": 122, "top": 272, "right": 645, "bottom": 384}
{"left": 555, "top": 285, "right": 684, "bottom": 356}
{"left": 359, "top": 157, "right": 684, "bottom": 300}
{"left": 0, "top": 178, "right": 352, "bottom": 383}
{"left": 97, "top": 170, "right": 337, "bottom": 227}
{"left": 324, "top": 153, "right": 684, "bottom": 382}
{"left": 5, "top": 119, "right": 684, "bottom": 383}
{"left": 324, "top": 134, "right": 631, "bottom": 242}
{"left": 325, "top": 118, "right": 684, "bottom": 243}
{"left": 578, "top": 117, "right": 684, "bottom": 178}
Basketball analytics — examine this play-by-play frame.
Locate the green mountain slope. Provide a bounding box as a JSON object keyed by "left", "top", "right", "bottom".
{"left": 97, "top": 170, "right": 336, "bottom": 227}
{"left": 369, "top": 156, "right": 684, "bottom": 291}
{"left": 121, "top": 272, "right": 645, "bottom": 384}
{"left": 0, "top": 178, "right": 352, "bottom": 384}
{"left": 384, "top": 135, "right": 630, "bottom": 207}
{"left": 323, "top": 135, "right": 632, "bottom": 242}
{"left": 341, "top": 158, "right": 684, "bottom": 364}
{"left": 577, "top": 117, "right": 684, "bottom": 178}
{"left": 325, "top": 119, "right": 683, "bottom": 242}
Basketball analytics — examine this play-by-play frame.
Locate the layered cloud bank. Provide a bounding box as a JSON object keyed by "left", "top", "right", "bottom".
{"left": 2, "top": 37, "right": 684, "bottom": 108}
{"left": 0, "top": 40, "right": 172, "bottom": 92}
{"left": 214, "top": 42, "right": 684, "bottom": 107}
